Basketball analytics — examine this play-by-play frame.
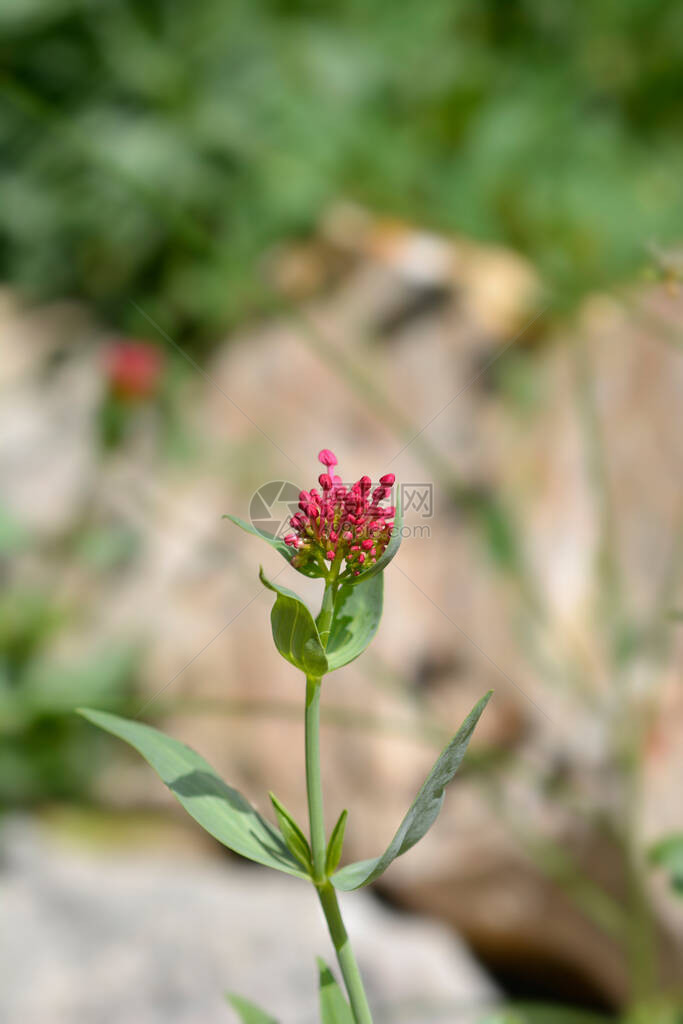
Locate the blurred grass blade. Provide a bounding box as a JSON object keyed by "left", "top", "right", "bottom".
{"left": 317, "top": 959, "right": 354, "bottom": 1024}
{"left": 332, "top": 692, "right": 492, "bottom": 890}
{"left": 78, "top": 709, "right": 308, "bottom": 879}
{"left": 259, "top": 567, "right": 329, "bottom": 676}
{"left": 226, "top": 993, "right": 279, "bottom": 1023}
{"left": 326, "top": 575, "right": 383, "bottom": 672}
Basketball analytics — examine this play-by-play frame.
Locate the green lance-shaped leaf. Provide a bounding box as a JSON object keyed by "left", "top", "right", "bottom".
{"left": 269, "top": 792, "right": 313, "bottom": 874}
{"left": 326, "top": 574, "right": 383, "bottom": 672}
{"left": 259, "top": 568, "right": 329, "bottom": 676}
{"left": 77, "top": 709, "right": 308, "bottom": 880}
{"left": 649, "top": 832, "right": 683, "bottom": 897}
{"left": 317, "top": 959, "right": 354, "bottom": 1024}
{"left": 225, "top": 993, "right": 279, "bottom": 1024}
{"left": 345, "top": 484, "right": 403, "bottom": 587}
{"left": 224, "top": 514, "right": 325, "bottom": 579}
{"left": 325, "top": 809, "right": 348, "bottom": 876}
{"left": 332, "top": 691, "right": 493, "bottom": 891}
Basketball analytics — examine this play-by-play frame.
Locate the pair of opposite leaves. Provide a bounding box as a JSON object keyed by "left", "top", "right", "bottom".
{"left": 79, "top": 509, "right": 491, "bottom": 891}
{"left": 226, "top": 507, "right": 402, "bottom": 677}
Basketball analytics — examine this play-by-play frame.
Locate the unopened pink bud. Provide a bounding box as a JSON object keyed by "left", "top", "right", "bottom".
{"left": 342, "top": 530, "right": 353, "bottom": 541}
{"left": 358, "top": 552, "right": 366, "bottom": 563}
{"left": 326, "top": 550, "right": 335, "bottom": 561}
{"left": 319, "top": 473, "right": 332, "bottom": 491}
{"left": 361, "top": 538, "right": 373, "bottom": 550}
{"left": 359, "top": 475, "right": 371, "bottom": 492}
{"left": 318, "top": 449, "right": 338, "bottom": 468}
{"left": 380, "top": 473, "right": 395, "bottom": 486}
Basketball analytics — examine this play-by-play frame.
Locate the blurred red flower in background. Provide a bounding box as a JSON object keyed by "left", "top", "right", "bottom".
{"left": 103, "top": 341, "right": 164, "bottom": 400}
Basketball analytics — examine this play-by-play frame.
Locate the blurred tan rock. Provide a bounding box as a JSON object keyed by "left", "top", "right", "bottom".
{"left": 0, "top": 297, "right": 102, "bottom": 537}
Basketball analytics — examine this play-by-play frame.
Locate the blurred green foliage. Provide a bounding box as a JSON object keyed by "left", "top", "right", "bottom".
{"left": 1, "top": 0, "right": 682, "bottom": 342}
{"left": 480, "top": 1007, "right": 612, "bottom": 1024}
{"left": 481, "top": 1006, "right": 683, "bottom": 1024}
{"left": 649, "top": 833, "right": 683, "bottom": 898}
{"left": 0, "top": 587, "right": 140, "bottom": 804}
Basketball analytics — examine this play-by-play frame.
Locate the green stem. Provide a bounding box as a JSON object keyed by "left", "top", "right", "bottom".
{"left": 318, "top": 882, "right": 374, "bottom": 1024}
{"left": 316, "top": 566, "right": 342, "bottom": 646}
{"left": 305, "top": 660, "right": 374, "bottom": 1022}
{"left": 305, "top": 675, "right": 327, "bottom": 883}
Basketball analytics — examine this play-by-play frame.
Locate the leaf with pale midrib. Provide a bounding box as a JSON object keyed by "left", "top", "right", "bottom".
{"left": 332, "top": 692, "right": 493, "bottom": 890}
{"left": 326, "top": 574, "right": 383, "bottom": 671}
{"left": 224, "top": 514, "right": 325, "bottom": 578}
{"left": 78, "top": 708, "right": 308, "bottom": 880}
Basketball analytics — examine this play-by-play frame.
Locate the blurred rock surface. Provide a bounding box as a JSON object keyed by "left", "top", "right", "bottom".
{"left": 0, "top": 817, "right": 498, "bottom": 1024}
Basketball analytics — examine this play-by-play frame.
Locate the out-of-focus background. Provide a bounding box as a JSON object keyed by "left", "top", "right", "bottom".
{"left": 1, "top": 2, "right": 682, "bottom": 1022}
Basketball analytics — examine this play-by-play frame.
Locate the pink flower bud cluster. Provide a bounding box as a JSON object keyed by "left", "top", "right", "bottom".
{"left": 284, "top": 450, "right": 396, "bottom": 576}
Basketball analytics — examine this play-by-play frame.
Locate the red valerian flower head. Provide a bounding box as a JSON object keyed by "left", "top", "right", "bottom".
{"left": 284, "top": 450, "right": 396, "bottom": 577}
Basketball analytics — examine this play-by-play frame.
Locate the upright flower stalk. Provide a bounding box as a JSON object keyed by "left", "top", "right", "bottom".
{"left": 294, "top": 456, "right": 384, "bottom": 1018}
{"left": 79, "top": 448, "right": 491, "bottom": 1024}
{"left": 306, "top": 671, "right": 374, "bottom": 1024}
